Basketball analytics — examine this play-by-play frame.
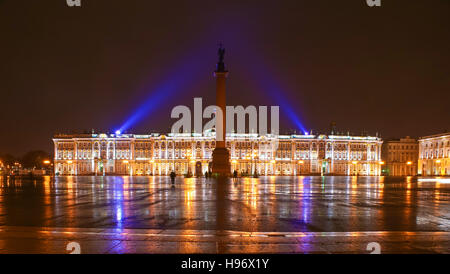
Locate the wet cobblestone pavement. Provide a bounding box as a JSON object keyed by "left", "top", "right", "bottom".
{"left": 0, "top": 176, "right": 449, "bottom": 253}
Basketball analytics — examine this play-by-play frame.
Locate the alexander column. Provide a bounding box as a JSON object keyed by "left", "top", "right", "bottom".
{"left": 211, "top": 45, "right": 231, "bottom": 176}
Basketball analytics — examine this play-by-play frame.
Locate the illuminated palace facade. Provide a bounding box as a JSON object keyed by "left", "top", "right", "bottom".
{"left": 418, "top": 132, "right": 450, "bottom": 176}
{"left": 53, "top": 130, "right": 383, "bottom": 176}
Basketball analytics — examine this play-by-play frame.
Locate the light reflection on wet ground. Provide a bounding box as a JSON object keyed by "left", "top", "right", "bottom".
{"left": 0, "top": 176, "right": 448, "bottom": 253}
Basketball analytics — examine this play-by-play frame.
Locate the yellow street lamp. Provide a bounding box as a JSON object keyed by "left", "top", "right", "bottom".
{"left": 436, "top": 160, "right": 441, "bottom": 164}
{"left": 406, "top": 161, "right": 412, "bottom": 165}
{"left": 298, "top": 160, "right": 304, "bottom": 164}
{"left": 43, "top": 160, "right": 52, "bottom": 176}
{"left": 352, "top": 161, "right": 358, "bottom": 165}
{"left": 379, "top": 161, "right": 385, "bottom": 165}
{"left": 67, "top": 160, "right": 73, "bottom": 164}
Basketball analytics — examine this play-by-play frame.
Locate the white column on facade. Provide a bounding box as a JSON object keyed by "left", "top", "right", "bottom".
{"left": 91, "top": 142, "right": 95, "bottom": 175}
{"left": 347, "top": 142, "right": 351, "bottom": 175}
{"left": 331, "top": 141, "right": 334, "bottom": 173}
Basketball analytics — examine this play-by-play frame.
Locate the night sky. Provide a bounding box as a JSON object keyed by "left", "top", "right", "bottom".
{"left": 0, "top": 0, "right": 449, "bottom": 156}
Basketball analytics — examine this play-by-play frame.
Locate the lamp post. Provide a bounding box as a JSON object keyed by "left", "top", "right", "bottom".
{"left": 43, "top": 160, "right": 51, "bottom": 176}
{"left": 436, "top": 159, "right": 441, "bottom": 175}
{"left": 150, "top": 159, "right": 154, "bottom": 175}
{"left": 406, "top": 161, "right": 412, "bottom": 176}
{"left": 246, "top": 156, "right": 251, "bottom": 175}
{"left": 270, "top": 160, "right": 276, "bottom": 175}
{"left": 186, "top": 150, "right": 192, "bottom": 176}
{"left": 250, "top": 153, "right": 254, "bottom": 175}
{"left": 352, "top": 161, "right": 358, "bottom": 176}
{"left": 263, "top": 157, "right": 269, "bottom": 175}
{"left": 232, "top": 159, "right": 237, "bottom": 173}
{"left": 298, "top": 160, "right": 304, "bottom": 175}
{"left": 379, "top": 161, "right": 385, "bottom": 176}
{"left": 252, "top": 152, "right": 259, "bottom": 177}
{"left": 172, "top": 150, "right": 175, "bottom": 175}
{"left": 123, "top": 160, "right": 129, "bottom": 176}
{"left": 66, "top": 160, "right": 73, "bottom": 175}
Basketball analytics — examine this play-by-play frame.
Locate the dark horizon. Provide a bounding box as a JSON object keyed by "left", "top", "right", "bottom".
{"left": 0, "top": 0, "right": 449, "bottom": 156}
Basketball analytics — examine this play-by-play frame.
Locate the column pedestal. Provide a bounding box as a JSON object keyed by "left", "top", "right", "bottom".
{"left": 212, "top": 147, "right": 231, "bottom": 177}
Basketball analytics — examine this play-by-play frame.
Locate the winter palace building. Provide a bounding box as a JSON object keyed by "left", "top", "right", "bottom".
{"left": 53, "top": 130, "right": 383, "bottom": 176}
